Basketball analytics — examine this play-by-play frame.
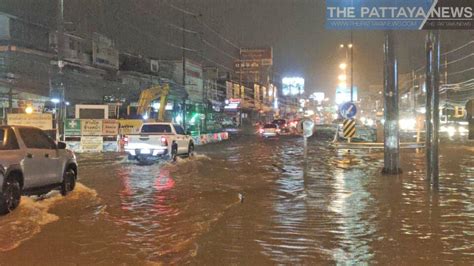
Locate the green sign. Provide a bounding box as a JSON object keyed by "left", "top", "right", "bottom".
{"left": 65, "top": 119, "right": 81, "bottom": 136}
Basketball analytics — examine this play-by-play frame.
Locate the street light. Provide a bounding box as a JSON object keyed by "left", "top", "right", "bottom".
{"left": 338, "top": 74, "right": 347, "bottom": 81}
{"left": 339, "top": 63, "right": 347, "bottom": 70}
{"left": 25, "top": 106, "right": 33, "bottom": 114}
{"left": 339, "top": 42, "right": 354, "bottom": 102}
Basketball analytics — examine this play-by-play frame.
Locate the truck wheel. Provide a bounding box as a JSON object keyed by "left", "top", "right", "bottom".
{"left": 171, "top": 145, "right": 178, "bottom": 162}
{"left": 61, "top": 168, "right": 76, "bottom": 196}
{"left": 188, "top": 143, "right": 194, "bottom": 157}
{"left": 0, "top": 178, "right": 21, "bottom": 215}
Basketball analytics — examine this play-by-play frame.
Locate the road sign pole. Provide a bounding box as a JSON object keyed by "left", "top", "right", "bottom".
{"left": 382, "top": 31, "right": 402, "bottom": 175}
{"left": 301, "top": 119, "right": 314, "bottom": 160}
{"left": 303, "top": 136, "right": 308, "bottom": 159}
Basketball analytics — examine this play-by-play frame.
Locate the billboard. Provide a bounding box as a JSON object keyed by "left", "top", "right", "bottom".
{"left": 203, "top": 67, "right": 219, "bottom": 80}
{"left": 282, "top": 77, "right": 305, "bottom": 96}
{"left": 234, "top": 47, "right": 273, "bottom": 74}
{"left": 240, "top": 48, "right": 273, "bottom": 65}
{"left": 310, "top": 92, "right": 326, "bottom": 103}
{"left": 92, "top": 33, "right": 119, "bottom": 69}
{"left": 7, "top": 113, "right": 53, "bottom": 130}
{"left": 335, "top": 85, "right": 358, "bottom": 105}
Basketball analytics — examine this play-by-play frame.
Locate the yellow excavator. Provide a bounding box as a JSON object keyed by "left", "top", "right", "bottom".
{"left": 135, "top": 84, "right": 170, "bottom": 121}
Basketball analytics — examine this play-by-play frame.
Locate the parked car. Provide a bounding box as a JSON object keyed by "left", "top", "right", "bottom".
{"left": 259, "top": 123, "right": 280, "bottom": 138}
{"left": 0, "top": 126, "right": 78, "bottom": 215}
{"left": 124, "top": 122, "right": 194, "bottom": 163}
{"left": 272, "top": 119, "right": 289, "bottom": 133}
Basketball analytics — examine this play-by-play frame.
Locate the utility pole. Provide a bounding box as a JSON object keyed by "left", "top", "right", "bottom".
{"left": 382, "top": 31, "right": 401, "bottom": 175}
{"left": 425, "top": 33, "right": 433, "bottom": 182}
{"left": 412, "top": 70, "right": 417, "bottom": 117}
{"left": 181, "top": 0, "right": 187, "bottom": 131}
{"left": 432, "top": 31, "right": 441, "bottom": 187}
{"left": 57, "top": 0, "right": 65, "bottom": 140}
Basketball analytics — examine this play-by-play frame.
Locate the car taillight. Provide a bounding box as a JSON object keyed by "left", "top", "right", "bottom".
{"left": 276, "top": 128, "right": 281, "bottom": 133}
{"left": 259, "top": 129, "right": 264, "bottom": 133}
{"left": 123, "top": 136, "right": 128, "bottom": 144}
{"left": 161, "top": 136, "right": 168, "bottom": 146}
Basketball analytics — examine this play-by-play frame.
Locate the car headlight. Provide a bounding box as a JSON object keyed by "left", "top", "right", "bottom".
{"left": 447, "top": 126, "right": 456, "bottom": 136}
{"left": 458, "top": 126, "right": 468, "bottom": 133}
{"left": 399, "top": 118, "right": 416, "bottom": 131}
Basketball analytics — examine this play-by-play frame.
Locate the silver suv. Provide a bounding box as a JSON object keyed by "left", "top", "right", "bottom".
{"left": 0, "top": 126, "right": 78, "bottom": 214}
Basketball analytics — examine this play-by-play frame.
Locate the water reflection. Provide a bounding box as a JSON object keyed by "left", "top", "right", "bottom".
{"left": 112, "top": 164, "right": 186, "bottom": 263}
{"left": 0, "top": 138, "right": 472, "bottom": 264}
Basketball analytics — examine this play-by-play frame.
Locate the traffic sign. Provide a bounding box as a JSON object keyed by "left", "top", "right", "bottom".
{"left": 343, "top": 119, "right": 356, "bottom": 138}
{"left": 339, "top": 102, "right": 357, "bottom": 119}
{"left": 65, "top": 119, "right": 81, "bottom": 136}
{"left": 302, "top": 119, "right": 315, "bottom": 138}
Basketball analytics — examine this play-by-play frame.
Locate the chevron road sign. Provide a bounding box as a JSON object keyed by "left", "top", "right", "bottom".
{"left": 343, "top": 119, "right": 356, "bottom": 138}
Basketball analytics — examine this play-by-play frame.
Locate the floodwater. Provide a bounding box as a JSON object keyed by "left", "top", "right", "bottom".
{"left": 0, "top": 135, "right": 472, "bottom": 265}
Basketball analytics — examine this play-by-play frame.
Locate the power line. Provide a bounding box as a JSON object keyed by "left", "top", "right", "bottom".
{"left": 202, "top": 39, "right": 238, "bottom": 60}
{"left": 412, "top": 39, "right": 474, "bottom": 74}
{"left": 120, "top": 19, "right": 234, "bottom": 73}
{"left": 130, "top": 3, "right": 237, "bottom": 72}
{"left": 442, "top": 40, "right": 474, "bottom": 56}
{"left": 198, "top": 19, "right": 240, "bottom": 50}
{"left": 133, "top": 6, "right": 238, "bottom": 61}
{"left": 162, "top": 1, "right": 241, "bottom": 50}
{"left": 445, "top": 53, "right": 474, "bottom": 66}
{"left": 447, "top": 67, "right": 474, "bottom": 77}
{"left": 166, "top": 1, "right": 198, "bottom": 17}
{"left": 123, "top": 22, "right": 197, "bottom": 52}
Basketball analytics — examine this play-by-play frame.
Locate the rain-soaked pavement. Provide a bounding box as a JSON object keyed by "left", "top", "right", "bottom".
{"left": 0, "top": 135, "right": 473, "bottom": 265}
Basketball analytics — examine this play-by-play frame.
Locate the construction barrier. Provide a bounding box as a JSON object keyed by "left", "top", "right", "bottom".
{"left": 66, "top": 131, "right": 229, "bottom": 153}
{"left": 192, "top": 132, "right": 229, "bottom": 145}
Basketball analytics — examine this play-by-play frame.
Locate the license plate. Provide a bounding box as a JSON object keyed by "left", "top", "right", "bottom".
{"left": 140, "top": 148, "right": 151, "bottom": 154}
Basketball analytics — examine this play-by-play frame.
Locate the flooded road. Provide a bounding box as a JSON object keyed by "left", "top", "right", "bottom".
{"left": 0, "top": 135, "right": 473, "bottom": 265}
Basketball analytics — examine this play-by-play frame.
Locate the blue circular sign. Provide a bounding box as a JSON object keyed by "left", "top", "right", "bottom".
{"left": 339, "top": 102, "right": 357, "bottom": 119}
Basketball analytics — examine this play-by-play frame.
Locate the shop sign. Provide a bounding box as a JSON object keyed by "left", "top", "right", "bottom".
{"left": 80, "top": 136, "right": 103, "bottom": 152}
{"left": 81, "top": 119, "right": 103, "bottom": 136}
{"left": 102, "top": 119, "right": 119, "bottom": 135}
{"left": 7, "top": 113, "right": 53, "bottom": 130}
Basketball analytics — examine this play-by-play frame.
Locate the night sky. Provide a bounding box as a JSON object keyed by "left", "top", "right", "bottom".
{"left": 1, "top": 0, "right": 473, "bottom": 98}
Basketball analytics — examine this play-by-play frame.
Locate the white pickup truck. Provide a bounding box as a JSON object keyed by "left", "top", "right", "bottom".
{"left": 124, "top": 122, "right": 194, "bottom": 162}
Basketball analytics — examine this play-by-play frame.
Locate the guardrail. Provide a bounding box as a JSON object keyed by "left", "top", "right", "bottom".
{"left": 331, "top": 142, "right": 425, "bottom": 150}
